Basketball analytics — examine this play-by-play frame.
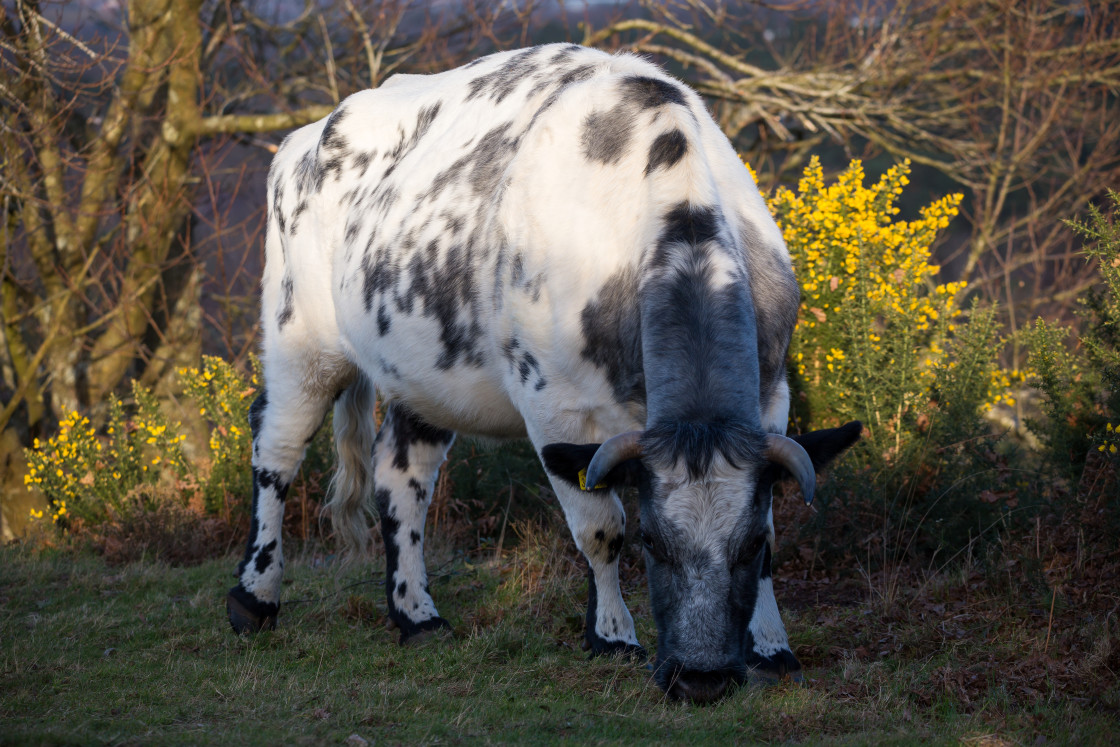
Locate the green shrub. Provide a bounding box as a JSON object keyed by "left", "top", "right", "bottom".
{"left": 24, "top": 382, "right": 191, "bottom": 527}
{"left": 179, "top": 356, "right": 259, "bottom": 515}
{"left": 1024, "top": 190, "right": 1120, "bottom": 488}
{"left": 766, "top": 158, "right": 1013, "bottom": 559}
{"left": 24, "top": 355, "right": 337, "bottom": 537}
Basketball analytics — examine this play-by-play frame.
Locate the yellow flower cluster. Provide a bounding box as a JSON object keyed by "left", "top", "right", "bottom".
{"left": 24, "top": 384, "right": 190, "bottom": 528}
{"left": 771, "top": 158, "right": 964, "bottom": 343}
{"left": 179, "top": 356, "right": 258, "bottom": 512}
{"left": 24, "top": 412, "right": 100, "bottom": 523}
{"left": 1099, "top": 423, "right": 1119, "bottom": 455}
{"left": 180, "top": 356, "right": 256, "bottom": 467}
{"left": 762, "top": 156, "right": 971, "bottom": 434}
{"left": 985, "top": 368, "right": 1024, "bottom": 412}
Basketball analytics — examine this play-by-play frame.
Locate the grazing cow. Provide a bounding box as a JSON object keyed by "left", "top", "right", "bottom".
{"left": 226, "top": 44, "right": 861, "bottom": 703}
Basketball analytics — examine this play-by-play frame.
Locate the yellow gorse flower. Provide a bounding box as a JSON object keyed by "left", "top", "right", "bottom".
{"left": 764, "top": 156, "right": 981, "bottom": 432}
{"left": 23, "top": 380, "right": 191, "bottom": 527}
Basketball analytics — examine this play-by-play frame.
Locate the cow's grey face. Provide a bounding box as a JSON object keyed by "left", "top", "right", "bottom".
{"left": 639, "top": 459, "right": 792, "bottom": 702}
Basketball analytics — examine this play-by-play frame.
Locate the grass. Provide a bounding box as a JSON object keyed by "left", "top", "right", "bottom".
{"left": 2, "top": 502, "right": 1118, "bottom": 745}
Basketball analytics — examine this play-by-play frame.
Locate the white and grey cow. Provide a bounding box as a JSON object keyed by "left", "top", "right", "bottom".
{"left": 226, "top": 44, "right": 861, "bottom": 704}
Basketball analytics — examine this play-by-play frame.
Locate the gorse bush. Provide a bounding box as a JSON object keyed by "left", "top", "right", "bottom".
{"left": 1075, "top": 190, "right": 1120, "bottom": 395}
{"left": 24, "top": 382, "right": 190, "bottom": 526}
{"left": 1024, "top": 190, "right": 1120, "bottom": 493}
{"left": 767, "top": 158, "right": 1013, "bottom": 558}
{"left": 24, "top": 356, "right": 336, "bottom": 539}
{"left": 179, "top": 356, "right": 259, "bottom": 515}
{"left": 25, "top": 362, "right": 257, "bottom": 529}
{"left": 770, "top": 157, "right": 973, "bottom": 437}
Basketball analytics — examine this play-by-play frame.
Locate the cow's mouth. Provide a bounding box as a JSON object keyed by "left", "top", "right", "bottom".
{"left": 654, "top": 660, "right": 747, "bottom": 705}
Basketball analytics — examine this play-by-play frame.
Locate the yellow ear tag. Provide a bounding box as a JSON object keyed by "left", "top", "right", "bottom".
{"left": 577, "top": 468, "right": 607, "bottom": 491}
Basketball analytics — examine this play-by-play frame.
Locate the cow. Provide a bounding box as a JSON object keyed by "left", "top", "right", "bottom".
{"left": 225, "top": 43, "right": 861, "bottom": 704}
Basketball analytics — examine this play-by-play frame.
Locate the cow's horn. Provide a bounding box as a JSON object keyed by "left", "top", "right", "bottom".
{"left": 584, "top": 431, "right": 644, "bottom": 491}
{"left": 764, "top": 434, "right": 816, "bottom": 506}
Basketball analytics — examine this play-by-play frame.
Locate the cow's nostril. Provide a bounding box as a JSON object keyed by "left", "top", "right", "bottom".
{"left": 669, "top": 670, "right": 732, "bottom": 705}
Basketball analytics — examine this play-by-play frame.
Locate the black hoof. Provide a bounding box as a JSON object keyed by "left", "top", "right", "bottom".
{"left": 746, "top": 650, "right": 803, "bottom": 686}
{"left": 227, "top": 584, "right": 278, "bottom": 634}
{"left": 586, "top": 636, "right": 647, "bottom": 661}
{"left": 398, "top": 615, "right": 452, "bottom": 646}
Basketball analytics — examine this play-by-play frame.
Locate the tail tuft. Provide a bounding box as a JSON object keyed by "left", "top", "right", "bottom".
{"left": 325, "top": 373, "right": 377, "bottom": 559}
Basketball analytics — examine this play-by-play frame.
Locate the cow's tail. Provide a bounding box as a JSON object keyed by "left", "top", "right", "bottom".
{"left": 325, "top": 372, "right": 377, "bottom": 560}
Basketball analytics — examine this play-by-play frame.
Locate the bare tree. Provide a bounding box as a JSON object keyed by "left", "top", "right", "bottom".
{"left": 585, "top": 0, "right": 1120, "bottom": 337}
{"left": 0, "top": 0, "right": 542, "bottom": 509}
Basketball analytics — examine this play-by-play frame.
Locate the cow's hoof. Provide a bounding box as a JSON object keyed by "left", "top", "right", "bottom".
{"left": 398, "top": 616, "right": 452, "bottom": 646}
{"left": 227, "top": 584, "right": 278, "bottom": 634}
{"left": 585, "top": 637, "right": 647, "bottom": 661}
{"left": 747, "top": 650, "right": 803, "bottom": 686}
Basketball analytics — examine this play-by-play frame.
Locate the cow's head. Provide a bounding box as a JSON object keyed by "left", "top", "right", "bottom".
{"left": 543, "top": 420, "right": 861, "bottom": 704}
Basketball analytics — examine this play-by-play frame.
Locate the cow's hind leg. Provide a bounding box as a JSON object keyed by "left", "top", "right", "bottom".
{"left": 227, "top": 354, "right": 349, "bottom": 634}
{"left": 374, "top": 403, "right": 456, "bottom": 644}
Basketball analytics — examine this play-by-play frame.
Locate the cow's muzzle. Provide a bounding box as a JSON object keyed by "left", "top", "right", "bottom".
{"left": 663, "top": 665, "right": 742, "bottom": 704}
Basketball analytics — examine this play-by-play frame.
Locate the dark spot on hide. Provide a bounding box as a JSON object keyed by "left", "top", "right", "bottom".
{"left": 375, "top": 487, "right": 404, "bottom": 612}
{"left": 253, "top": 539, "right": 277, "bottom": 574}
{"left": 580, "top": 266, "right": 645, "bottom": 406}
{"left": 385, "top": 102, "right": 442, "bottom": 169}
{"left": 410, "top": 530, "right": 421, "bottom": 545}
{"left": 397, "top": 581, "right": 408, "bottom": 597}
{"left": 352, "top": 150, "right": 375, "bottom": 177}
{"left": 407, "top": 478, "right": 427, "bottom": 503}
{"left": 466, "top": 47, "right": 544, "bottom": 104}
{"left": 360, "top": 242, "right": 399, "bottom": 314}
{"left": 607, "top": 534, "right": 625, "bottom": 563}
{"left": 254, "top": 467, "right": 288, "bottom": 495}
{"left": 312, "top": 107, "right": 352, "bottom": 191}
{"left": 518, "top": 353, "right": 535, "bottom": 384}
{"left": 388, "top": 404, "right": 454, "bottom": 472}
{"left": 550, "top": 44, "right": 586, "bottom": 66}
{"left": 378, "top": 357, "right": 401, "bottom": 378}
{"left": 289, "top": 200, "right": 309, "bottom": 235}
{"left": 277, "top": 275, "right": 295, "bottom": 329}
{"left": 424, "top": 123, "right": 520, "bottom": 204}
{"left": 651, "top": 203, "right": 722, "bottom": 268}
{"left": 620, "top": 76, "right": 687, "bottom": 109}
{"left": 320, "top": 105, "right": 349, "bottom": 152}
{"left": 646, "top": 129, "right": 688, "bottom": 175}
{"left": 293, "top": 150, "right": 317, "bottom": 199}
{"left": 272, "top": 180, "right": 287, "bottom": 235}
{"left": 248, "top": 389, "right": 268, "bottom": 436}
{"left": 377, "top": 304, "right": 391, "bottom": 336}
{"left": 528, "top": 63, "right": 600, "bottom": 128}
{"left": 581, "top": 105, "right": 632, "bottom": 165}
{"left": 344, "top": 220, "right": 361, "bottom": 244}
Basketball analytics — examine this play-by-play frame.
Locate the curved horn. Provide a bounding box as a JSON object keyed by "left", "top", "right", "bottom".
{"left": 765, "top": 434, "right": 817, "bottom": 506}
{"left": 584, "top": 431, "right": 644, "bottom": 491}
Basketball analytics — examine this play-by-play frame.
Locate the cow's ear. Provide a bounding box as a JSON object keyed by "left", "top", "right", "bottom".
{"left": 791, "top": 420, "right": 863, "bottom": 470}
{"left": 540, "top": 442, "right": 642, "bottom": 492}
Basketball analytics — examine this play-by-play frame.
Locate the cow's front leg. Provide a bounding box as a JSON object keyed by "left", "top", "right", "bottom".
{"left": 744, "top": 502, "right": 801, "bottom": 682}
{"left": 552, "top": 481, "right": 644, "bottom": 659}
{"left": 374, "top": 403, "right": 456, "bottom": 644}
{"left": 228, "top": 381, "right": 333, "bottom": 634}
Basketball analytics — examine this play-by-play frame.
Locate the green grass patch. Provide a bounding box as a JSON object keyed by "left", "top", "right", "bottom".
{"left": 3, "top": 529, "right": 1117, "bottom": 745}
